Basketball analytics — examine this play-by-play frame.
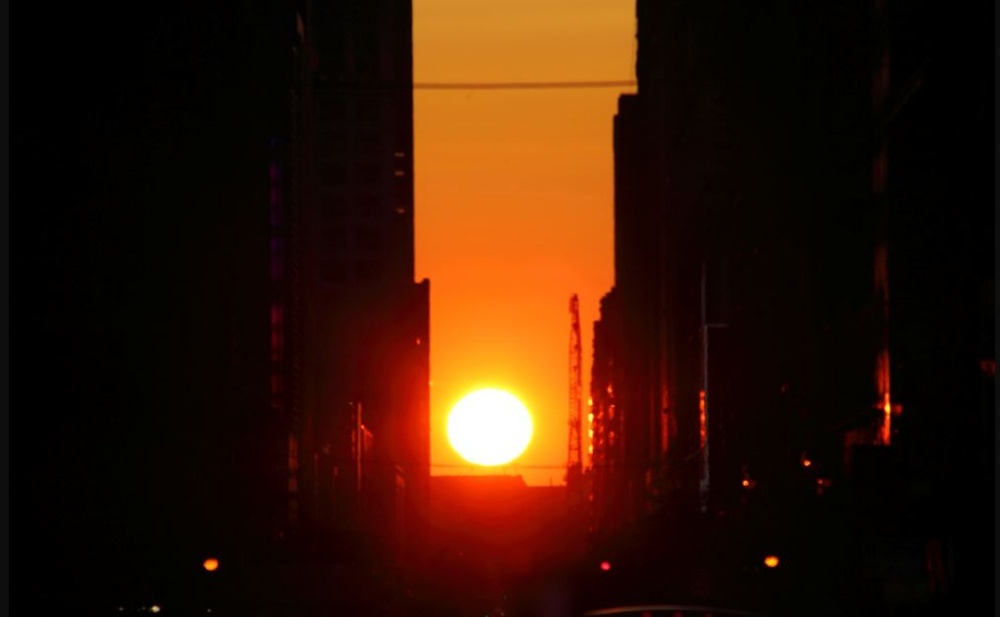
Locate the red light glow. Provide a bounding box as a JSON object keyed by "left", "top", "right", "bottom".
{"left": 600, "top": 560, "right": 611, "bottom": 571}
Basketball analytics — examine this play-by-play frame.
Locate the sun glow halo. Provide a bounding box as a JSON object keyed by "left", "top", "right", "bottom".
{"left": 447, "top": 388, "right": 533, "bottom": 466}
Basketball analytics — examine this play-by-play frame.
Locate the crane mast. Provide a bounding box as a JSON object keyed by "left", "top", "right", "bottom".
{"left": 568, "top": 294, "right": 583, "bottom": 481}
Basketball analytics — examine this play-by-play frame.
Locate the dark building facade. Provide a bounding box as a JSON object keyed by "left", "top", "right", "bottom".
{"left": 589, "top": 288, "right": 626, "bottom": 535}
{"left": 590, "top": 0, "right": 993, "bottom": 612}
{"left": 268, "top": 0, "right": 430, "bottom": 566}
{"left": 17, "top": 0, "right": 429, "bottom": 610}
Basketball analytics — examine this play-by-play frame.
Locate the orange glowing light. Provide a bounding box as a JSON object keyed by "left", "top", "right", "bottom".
{"left": 203, "top": 558, "right": 219, "bottom": 572}
{"left": 880, "top": 392, "right": 892, "bottom": 445}
{"left": 416, "top": 0, "right": 634, "bottom": 486}
{"left": 741, "top": 479, "right": 750, "bottom": 487}
{"left": 447, "top": 388, "right": 533, "bottom": 466}
{"left": 764, "top": 555, "right": 780, "bottom": 568}
{"left": 802, "top": 458, "right": 812, "bottom": 468}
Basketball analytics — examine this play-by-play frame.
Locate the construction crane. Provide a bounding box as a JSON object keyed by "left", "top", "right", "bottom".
{"left": 567, "top": 294, "right": 583, "bottom": 486}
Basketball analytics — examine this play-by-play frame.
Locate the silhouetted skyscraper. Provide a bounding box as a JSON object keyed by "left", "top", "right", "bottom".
{"left": 597, "top": 0, "right": 992, "bottom": 611}
{"left": 269, "top": 0, "right": 429, "bottom": 563}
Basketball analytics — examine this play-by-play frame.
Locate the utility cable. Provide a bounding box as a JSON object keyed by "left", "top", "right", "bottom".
{"left": 414, "top": 80, "right": 636, "bottom": 91}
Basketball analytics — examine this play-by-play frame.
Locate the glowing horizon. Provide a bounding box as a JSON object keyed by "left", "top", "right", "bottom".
{"left": 414, "top": 0, "right": 636, "bottom": 485}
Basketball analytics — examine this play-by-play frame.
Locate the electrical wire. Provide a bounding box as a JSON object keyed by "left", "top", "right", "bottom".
{"left": 414, "top": 80, "right": 636, "bottom": 91}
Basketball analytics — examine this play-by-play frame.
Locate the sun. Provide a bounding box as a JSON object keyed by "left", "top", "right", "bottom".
{"left": 447, "top": 388, "right": 533, "bottom": 466}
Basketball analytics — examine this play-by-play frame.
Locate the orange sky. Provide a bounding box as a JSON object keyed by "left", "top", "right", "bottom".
{"left": 413, "top": 0, "right": 637, "bottom": 486}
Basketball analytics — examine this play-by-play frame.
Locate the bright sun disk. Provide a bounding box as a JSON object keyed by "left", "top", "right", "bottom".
{"left": 447, "top": 388, "right": 533, "bottom": 466}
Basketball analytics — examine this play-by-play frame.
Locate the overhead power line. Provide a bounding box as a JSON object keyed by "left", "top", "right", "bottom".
{"left": 414, "top": 80, "right": 636, "bottom": 91}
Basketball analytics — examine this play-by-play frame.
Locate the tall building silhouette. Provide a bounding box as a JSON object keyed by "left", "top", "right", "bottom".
{"left": 17, "top": 0, "right": 431, "bottom": 609}
{"left": 269, "top": 0, "right": 430, "bottom": 563}
{"left": 591, "top": 0, "right": 992, "bottom": 611}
